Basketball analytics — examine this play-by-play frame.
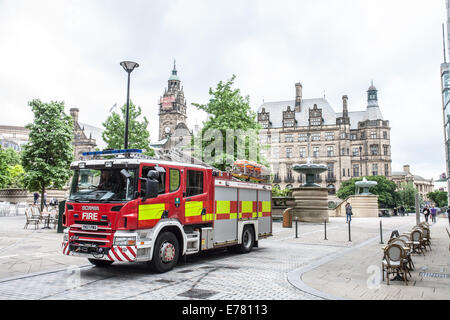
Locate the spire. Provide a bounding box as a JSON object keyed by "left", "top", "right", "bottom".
{"left": 172, "top": 59, "right": 177, "bottom": 76}
{"left": 367, "top": 81, "right": 379, "bottom": 107}
{"left": 169, "top": 59, "right": 180, "bottom": 81}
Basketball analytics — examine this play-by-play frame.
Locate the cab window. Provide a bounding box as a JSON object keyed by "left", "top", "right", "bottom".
{"left": 141, "top": 166, "right": 165, "bottom": 195}
{"left": 169, "top": 169, "right": 180, "bottom": 192}
{"left": 186, "top": 170, "right": 204, "bottom": 197}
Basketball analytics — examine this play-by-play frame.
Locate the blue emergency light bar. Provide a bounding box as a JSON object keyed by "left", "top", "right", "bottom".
{"left": 82, "top": 149, "right": 143, "bottom": 156}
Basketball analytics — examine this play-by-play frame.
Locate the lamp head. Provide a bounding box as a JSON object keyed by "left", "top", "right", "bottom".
{"left": 120, "top": 61, "right": 139, "bottom": 73}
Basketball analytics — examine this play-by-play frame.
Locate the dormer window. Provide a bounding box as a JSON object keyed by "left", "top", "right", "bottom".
{"left": 283, "top": 106, "right": 296, "bottom": 128}
{"left": 309, "top": 104, "right": 323, "bottom": 126}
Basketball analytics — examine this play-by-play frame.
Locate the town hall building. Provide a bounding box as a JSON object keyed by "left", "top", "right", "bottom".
{"left": 257, "top": 82, "right": 392, "bottom": 195}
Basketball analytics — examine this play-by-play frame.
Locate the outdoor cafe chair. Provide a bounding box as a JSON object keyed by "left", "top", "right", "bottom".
{"left": 387, "top": 238, "right": 414, "bottom": 271}
{"left": 24, "top": 207, "right": 40, "bottom": 229}
{"left": 420, "top": 227, "right": 432, "bottom": 251}
{"left": 410, "top": 229, "right": 426, "bottom": 255}
{"left": 48, "top": 209, "right": 58, "bottom": 228}
{"left": 382, "top": 243, "right": 410, "bottom": 286}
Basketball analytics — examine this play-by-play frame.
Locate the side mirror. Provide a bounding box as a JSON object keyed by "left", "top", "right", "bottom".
{"left": 143, "top": 170, "right": 159, "bottom": 201}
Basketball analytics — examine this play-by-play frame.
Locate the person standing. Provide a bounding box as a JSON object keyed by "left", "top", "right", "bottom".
{"left": 431, "top": 206, "right": 437, "bottom": 224}
{"left": 345, "top": 203, "right": 353, "bottom": 223}
{"left": 400, "top": 205, "right": 406, "bottom": 216}
{"left": 447, "top": 207, "right": 450, "bottom": 226}
{"left": 423, "top": 206, "right": 430, "bottom": 223}
{"left": 43, "top": 192, "right": 47, "bottom": 208}
{"left": 33, "top": 192, "right": 39, "bottom": 205}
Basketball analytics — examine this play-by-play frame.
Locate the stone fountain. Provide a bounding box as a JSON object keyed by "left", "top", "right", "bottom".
{"left": 290, "top": 158, "right": 329, "bottom": 223}
{"left": 355, "top": 177, "right": 378, "bottom": 195}
{"left": 341, "top": 177, "right": 379, "bottom": 218}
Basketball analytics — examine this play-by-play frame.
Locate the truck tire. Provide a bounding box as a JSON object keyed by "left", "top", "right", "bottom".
{"left": 88, "top": 258, "right": 114, "bottom": 267}
{"left": 229, "top": 226, "right": 254, "bottom": 254}
{"left": 149, "top": 231, "right": 180, "bottom": 273}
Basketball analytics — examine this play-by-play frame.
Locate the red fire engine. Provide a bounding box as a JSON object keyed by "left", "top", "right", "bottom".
{"left": 62, "top": 149, "right": 272, "bottom": 273}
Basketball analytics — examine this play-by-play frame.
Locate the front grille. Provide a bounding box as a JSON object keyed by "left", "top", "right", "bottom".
{"left": 73, "top": 233, "right": 107, "bottom": 239}
{"left": 75, "top": 220, "right": 109, "bottom": 226}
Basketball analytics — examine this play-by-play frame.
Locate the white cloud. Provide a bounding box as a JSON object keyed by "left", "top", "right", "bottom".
{"left": 0, "top": 0, "right": 447, "bottom": 181}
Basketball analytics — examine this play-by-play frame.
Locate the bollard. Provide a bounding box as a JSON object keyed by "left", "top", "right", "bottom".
{"left": 295, "top": 218, "right": 298, "bottom": 239}
{"left": 348, "top": 220, "right": 352, "bottom": 242}
{"left": 324, "top": 219, "right": 327, "bottom": 240}
{"left": 379, "top": 220, "right": 384, "bottom": 244}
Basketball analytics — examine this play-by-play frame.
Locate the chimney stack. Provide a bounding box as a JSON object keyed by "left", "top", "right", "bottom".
{"left": 70, "top": 108, "right": 79, "bottom": 125}
{"left": 403, "top": 165, "right": 410, "bottom": 174}
{"left": 295, "top": 82, "right": 302, "bottom": 112}
{"left": 342, "top": 95, "right": 348, "bottom": 118}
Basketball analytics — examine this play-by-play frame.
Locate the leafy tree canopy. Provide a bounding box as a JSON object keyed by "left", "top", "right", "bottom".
{"left": 21, "top": 99, "right": 74, "bottom": 210}
{"left": 336, "top": 176, "right": 399, "bottom": 207}
{"left": 102, "top": 101, "right": 154, "bottom": 156}
{"left": 192, "top": 75, "right": 267, "bottom": 171}
{"left": 0, "top": 148, "right": 21, "bottom": 188}
{"left": 427, "top": 190, "right": 448, "bottom": 208}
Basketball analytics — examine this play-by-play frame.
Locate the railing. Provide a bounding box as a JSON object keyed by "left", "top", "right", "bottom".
{"left": 0, "top": 202, "right": 28, "bottom": 217}
{"left": 285, "top": 175, "right": 294, "bottom": 183}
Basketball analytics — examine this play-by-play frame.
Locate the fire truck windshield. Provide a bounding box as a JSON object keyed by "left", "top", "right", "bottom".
{"left": 69, "top": 168, "right": 137, "bottom": 203}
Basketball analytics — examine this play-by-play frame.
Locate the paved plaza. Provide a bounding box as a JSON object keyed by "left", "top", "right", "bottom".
{"left": 0, "top": 214, "right": 448, "bottom": 300}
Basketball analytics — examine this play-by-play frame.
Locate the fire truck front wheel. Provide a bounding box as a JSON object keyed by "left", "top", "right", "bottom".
{"left": 88, "top": 258, "right": 114, "bottom": 267}
{"left": 149, "top": 232, "right": 180, "bottom": 273}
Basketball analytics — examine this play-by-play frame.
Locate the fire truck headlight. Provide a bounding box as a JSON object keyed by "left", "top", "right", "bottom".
{"left": 114, "top": 237, "right": 136, "bottom": 246}
{"left": 63, "top": 233, "right": 69, "bottom": 242}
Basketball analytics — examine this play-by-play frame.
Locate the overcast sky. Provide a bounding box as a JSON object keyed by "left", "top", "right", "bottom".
{"left": 0, "top": 0, "right": 448, "bottom": 182}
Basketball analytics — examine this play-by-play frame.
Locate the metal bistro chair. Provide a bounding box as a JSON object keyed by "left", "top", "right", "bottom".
{"left": 382, "top": 243, "right": 410, "bottom": 286}
{"left": 420, "top": 227, "right": 432, "bottom": 251}
{"left": 388, "top": 238, "right": 414, "bottom": 272}
{"left": 48, "top": 208, "right": 58, "bottom": 229}
{"left": 410, "top": 229, "right": 426, "bottom": 255}
{"left": 24, "top": 207, "right": 40, "bottom": 229}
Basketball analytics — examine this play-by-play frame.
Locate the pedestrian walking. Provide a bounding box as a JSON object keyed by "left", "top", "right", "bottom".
{"left": 431, "top": 206, "right": 437, "bottom": 224}
{"left": 345, "top": 203, "right": 353, "bottom": 223}
{"left": 400, "top": 205, "right": 406, "bottom": 216}
{"left": 393, "top": 207, "right": 398, "bottom": 216}
{"left": 447, "top": 207, "right": 450, "bottom": 226}
{"left": 423, "top": 206, "right": 430, "bottom": 223}
{"left": 33, "top": 192, "right": 39, "bottom": 205}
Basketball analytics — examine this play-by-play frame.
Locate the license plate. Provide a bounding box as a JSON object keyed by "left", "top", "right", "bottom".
{"left": 82, "top": 225, "right": 98, "bottom": 231}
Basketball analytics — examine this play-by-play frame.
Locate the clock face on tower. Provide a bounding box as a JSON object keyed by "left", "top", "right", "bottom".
{"left": 164, "top": 126, "right": 171, "bottom": 134}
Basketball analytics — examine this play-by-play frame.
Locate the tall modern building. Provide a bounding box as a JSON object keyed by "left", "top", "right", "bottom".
{"left": 257, "top": 82, "right": 392, "bottom": 197}
{"left": 441, "top": 0, "right": 450, "bottom": 205}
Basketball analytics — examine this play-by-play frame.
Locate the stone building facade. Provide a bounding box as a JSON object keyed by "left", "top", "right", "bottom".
{"left": 70, "top": 108, "right": 98, "bottom": 160}
{"left": 0, "top": 125, "right": 30, "bottom": 151}
{"left": 257, "top": 82, "right": 392, "bottom": 196}
{"left": 391, "top": 165, "right": 434, "bottom": 202}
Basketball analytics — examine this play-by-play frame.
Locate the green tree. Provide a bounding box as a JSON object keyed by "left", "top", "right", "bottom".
{"left": 102, "top": 101, "right": 154, "bottom": 156}
{"left": 0, "top": 148, "right": 22, "bottom": 188}
{"left": 21, "top": 99, "right": 74, "bottom": 211}
{"left": 192, "top": 75, "right": 267, "bottom": 171}
{"left": 397, "top": 182, "right": 418, "bottom": 210}
{"left": 336, "top": 176, "right": 399, "bottom": 207}
{"left": 6, "top": 164, "right": 25, "bottom": 188}
{"left": 427, "top": 190, "right": 448, "bottom": 207}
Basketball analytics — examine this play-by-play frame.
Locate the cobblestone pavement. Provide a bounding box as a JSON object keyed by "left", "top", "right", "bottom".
{"left": 0, "top": 215, "right": 424, "bottom": 300}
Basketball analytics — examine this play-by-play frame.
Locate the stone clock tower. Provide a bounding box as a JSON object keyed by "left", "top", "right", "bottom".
{"left": 158, "top": 61, "right": 189, "bottom": 142}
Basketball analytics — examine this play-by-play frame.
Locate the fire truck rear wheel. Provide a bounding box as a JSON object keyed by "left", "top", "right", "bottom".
{"left": 149, "top": 231, "right": 180, "bottom": 273}
{"left": 230, "top": 226, "right": 254, "bottom": 254}
{"left": 88, "top": 258, "right": 114, "bottom": 267}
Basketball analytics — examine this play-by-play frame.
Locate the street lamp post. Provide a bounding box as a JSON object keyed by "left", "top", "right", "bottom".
{"left": 120, "top": 61, "right": 139, "bottom": 150}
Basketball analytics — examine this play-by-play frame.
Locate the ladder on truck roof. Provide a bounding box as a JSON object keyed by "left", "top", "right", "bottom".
{"left": 81, "top": 148, "right": 215, "bottom": 169}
